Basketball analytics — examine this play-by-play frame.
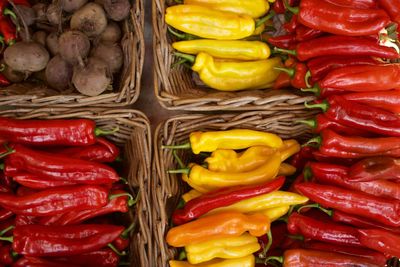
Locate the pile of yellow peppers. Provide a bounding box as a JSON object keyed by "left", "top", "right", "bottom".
{"left": 164, "top": 129, "right": 309, "bottom": 267}
{"left": 165, "top": 0, "right": 283, "bottom": 91}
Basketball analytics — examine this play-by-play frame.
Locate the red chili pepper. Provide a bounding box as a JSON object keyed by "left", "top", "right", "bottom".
{"left": 12, "top": 174, "right": 77, "bottom": 189}
{"left": 259, "top": 222, "right": 287, "bottom": 251}
{"left": 287, "top": 0, "right": 390, "bottom": 36}
{"left": 307, "top": 161, "right": 400, "bottom": 200}
{"left": 275, "top": 63, "right": 309, "bottom": 89}
{"left": 343, "top": 90, "right": 400, "bottom": 114}
{"left": 275, "top": 36, "right": 400, "bottom": 61}
{"left": 0, "top": 245, "right": 14, "bottom": 265}
{"left": 0, "top": 117, "right": 115, "bottom": 146}
{"left": 283, "top": 15, "right": 298, "bottom": 33}
{"left": 8, "top": 224, "right": 124, "bottom": 257}
{"left": 348, "top": 156, "right": 400, "bottom": 182}
{"left": 55, "top": 138, "right": 120, "bottom": 163}
{"left": 0, "top": 210, "right": 13, "bottom": 222}
{"left": 358, "top": 229, "right": 400, "bottom": 258}
{"left": 13, "top": 257, "right": 80, "bottom": 267}
{"left": 289, "top": 146, "right": 314, "bottom": 170}
{"left": 325, "top": 0, "right": 378, "bottom": 9}
{"left": 266, "top": 34, "right": 297, "bottom": 49}
{"left": 15, "top": 215, "right": 37, "bottom": 226}
{"left": 0, "top": 17, "right": 16, "bottom": 45}
{"left": 311, "top": 150, "right": 358, "bottom": 166}
{"left": 306, "top": 56, "right": 379, "bottom": 82}
{"left": 295, "top": 25, "right": 323, "bottom": 42}
{"left": 304, "top": 241, "right": 387, "bottom": 266}
{"left": 288, "top": 173, "right": 305, "bottom": 194}
{"left": 5, "top": 145, "right": 119, "bottom": 185}
{"left": 299, "top": 114, "right": 373, "bottom": 137}
{"left": 12, "top": 0, "right": 31, "bottom": 7}
{"left": 295, "top": 182, "right": 400, "bottom": 227}
{"left": 272, "top": 0, "right": 285, "bottom": 14}
{"left": 272, "top": 72, "right": 291, "bottom": 90}
{"left": 0, "top": 74, "right": 9, "bottom": 87}
{"left": 306, "top": 95, "right": 400, "bottom": 137}
{"left": 287, "top": 212, "right": 362, "bottom": 246}
{"left": 0, "top": 185, "right": 109, "bottom": 216}
{"left": 268, "top": 249, "right": 381, "bottom": 266}
{"left": 39, "top": 190, "right": 133, "bottom": 225}
{"left": 172, "top": 177, "right": 285, "bottom": 225}
{"left": 378, "top": 0, "right": 400, "bottom": 24}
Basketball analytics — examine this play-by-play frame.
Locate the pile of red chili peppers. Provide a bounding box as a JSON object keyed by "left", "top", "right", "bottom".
{"left": 0, "top": 117, "right": 136, "bottom": 267}
{"left": 260, "top": 0, "right": 400, "bottom": 265}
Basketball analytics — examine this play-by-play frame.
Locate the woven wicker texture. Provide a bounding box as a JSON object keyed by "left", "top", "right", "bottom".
{"left": 0, "top": 108, "right": 153, "bottom": 267}
{"left": 0, "top": 0, "right": 144, "bottom": 107}
{"left": 152, "top": 112, "right": 316, "bottom": 267}
{"left": 152, "top": 0, "right": 315, "bottom": 111}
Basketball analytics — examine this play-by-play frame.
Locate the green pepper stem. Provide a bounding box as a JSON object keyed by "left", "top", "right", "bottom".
{"left": 168, "top": 27, "right": 198, "bottom": 40}
{"left": 121, "top": 221, "right": 136, "bottom": 238}
{"left": 109, "top": 192, "right": 139, "bottom": 207}
{"left": 178, "top": 250, "right": 187, "bottom": 260}
{"left": 274, "top": 66, "right": 295, "bottom": 77}
{"left": 0, "top": 149, "right": 15, "bottom": 159}
{"left": 305, "top": 101, "right": 329, "bottom": 112}
{"left": 0, "top": 226, "right": 14, "bottom": 236}
{"left": 162, "top": 142, "right": 191, "bottom": 150}
{"left": 10, "top": 250, "right": 18, "bottom": 258}
{"left": 172, "top": 150, "right": 185, "bottom": 169}
{"left": 298, "top": 118, "right": 317, "bottom": 129}
{"left": 176, "top": 198, "right": 186, "bottom": 209}
{"left": 95, "top": 127, "right": 119, "bottom": 136}
{"left": 283, "top": 0, "right": 299, "bottom": 14}
{"left": 286, "top": 234, "right": 304, "bottom": 241}
{"left": 301, "top": 87, "right": 319, "bottom": 95}
{"left": 259, "top": 230, "right": 273, "bottom": 259}
{"left": 386, "top": 23, "right": 398, "bottom": 35}
{"left": 273, "top": 47, "right": 297, "bottom": 56}
{"left": 0, "top": 236, "right": 12, "bottom": 243}
{"left": 174, "top": 52, "right": 195, "bottom": 64}
{"left": 255, "top": 11, "right": 275, "bottom": 28}
{"left": 265, "top": 256, "right": 284, "bottom": 265}
{"left": 115, "top": 156, "right": 123, "bottom": 162}
{"left": 167, "top": 168, "right": 190, "bottom": 175}
{"left": 303, "top": 136, "right": 322, "bottom": 148}
{"left": 305, "top": 70, "right": 312, "bottom": 88}
{"left": 0, "top": 163, "right": 3, "bottom": 170}
{"left": 4, "top": 8, "right": 16, "bottom": 20}
{"left": 108, "top": 243, "right": 127, "bottom": 256}
{"left": 303, "top": 166, "right": 313, "bottom": 182}
{"left": 0, "top": 63, "right": 5, "bottom": 72}
{"left": 297, "top": 203, "right": 333, "bottom": 217}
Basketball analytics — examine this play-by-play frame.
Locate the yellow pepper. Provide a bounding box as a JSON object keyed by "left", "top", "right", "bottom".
{"left": 169, "top": 255, "right": 255, "bottom": 267}
{"left": 280, "top": 139, "right": 301, "bottom": 161}
{"left": 183, "top": 0, "right": 269, "bottom": 18}
{"left": 191, "top": 53, "right": 282, "bottom": 91}
{"left": 165, "top": 5, "right": 255, "bottom": 40}
{"left": 166, "top": 211, "right": 270, "bottom": 247}
{"left": 182, "top": 189, "right": 202, "bottom": 202}
{"left": 278, "top": 163, "right": 296, "bottom": 176}
{"left": 185, "top": 233, "right": 259, "bottom": 264}
{"left": 172, "top": 40, "right": 271, "bottom": 61}
{"left": 206, "top": 191, "right": 308, "bottom": 216}
{"left": 258, "top": 205, "right": 290, "bottom": 222}
{"left": 176, "top": 151, "right": 281, "bottom": 190}
{"left": 182, "top": 164, "right": 218, "bottom": 193}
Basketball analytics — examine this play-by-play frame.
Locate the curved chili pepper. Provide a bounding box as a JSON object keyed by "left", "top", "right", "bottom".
{"left": 0, "top": 185, "right": 109, "bottom": 216}
{"left": 304, "top": 241, "right": 387, "bottom": 266}
{"left": 306, "top": 56, "right": 379, "bottom": 82}
{"left": 300, "top": 114, "right": 374, "bottom": 137}
{"left": 348, "top": 156, "right": 400, "bottom": 182}
{"left": 295, "top": 25, "right": 323, "bottom": 42}
{"left": 13, "top": 257, "right": 80, "bottom": 267}
{"left": 358, "top": 229, "right": 400, "bottom": 258}
{"left": 344, "top": 90, "right": 400, "bottom": 114}
{"left": 307, "top": 161, "right": 400, "bottom": 200}
{"left": 325, "top": 0, "right": 377, "bottom": 8}
{"left": 289, "top": 146, "right": 314, "bottom": 170}
{"left": 172, "top": 177, "right": 284, "bottom": 225}
{"left": 275, "top": 36, "right": 400, "bottom": 61}
{"left": 306, "top": 95, "right": 400, "bottom": 137}
{"left": 9, "top": 224, "right": 124, "bottom": 257}
{"left": 295, "top": 182, "right": 400, "bottom": 227}
{"left": 12, "top": 174, "right": 79, "bottom": 189}
{"left": 287, "top": 212, "right": 362, "bottom": 247}
{"left": 0, "top": 74, "right": 9, "bottom": 87}
{"left": 5, "top": 145, "right": 119, "bottom": 185}
{"left": 0, "top": 245, "right": 14, "bottom": 265}
{"left": 378, "top": 0, "right": 400, "bottom": 24}
{"left": 272, "top": 0, "right": 285, "bottom": 14}
{"left": 0, "top": 118, "right": 115, "bottom": 146}
{"left": 275, "top": 63, "right": 309, "bottom": 89}
{"left": 266, "top": 34, "right": 297, "bottom": 49}
{"left": 283, "top": 15, "right": 298, "bottom": 33}
{"left": 288, "top": 0, "right": 390, "bottom": 36}
{"left": 272, "top": 72, "right": 291, "bottom": 90}
{"left": 311, "top": 150, "right": 358, "bottom": 166}
{"left": 0, "top": 210, "right": 13, "bottom": 221}
{"left": 0, "top": 17, "right": 16, "bottom": 45}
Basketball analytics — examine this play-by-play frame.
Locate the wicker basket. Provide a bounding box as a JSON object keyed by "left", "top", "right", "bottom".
{"left": 152, "top": 0, "right": 315, "bottom": 111}
{"left": 0, "top": 0, "right": 145, "bottom": 107}
{"left": 152, "top": 111, "right": 316, "bottom": 267}
{"left": 0, "top": 108, "right": 152, "bottom": 267}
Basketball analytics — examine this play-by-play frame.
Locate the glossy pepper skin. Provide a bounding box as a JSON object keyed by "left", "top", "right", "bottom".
{"left": 293, "top": 0, "right": 390, "bottom": 36}
{"left": 295, "top": 25, "right": 322, "bottom": 42}
{"left": 6, "top": 144, "right": 119, "bottom": 184}
{"left": 185, "top": 233, "right": 260, "bottom": 264}
{"left": 11, "top": 224, "right": 124, "bottom": 257}
{"left": 275, "top": 63, "right": 308, "bottom": 89}
{"left": 266, "top": 34, "right": 297, "bottom": 49}
{"left": 288, "top": 212, "right": 362, "bottom": 246}
{"left": 349, "top": 157, "right": 400, "bottom": 182}
{"left": 165, "top": 5, "right": 255, "bottom": 40}
{"left": 378, "top": 0, "right": 400, "bottom": 24}
{"left": 280, "top": 249, "right": 381, "bottom": 267}
{"left": 279, "top": 36, "right": 400, "bottom": 61}
{"left": 0, "top": 74, "right": 10, "bottom": 87}
{"left": 260, "top": 205, "right": 290, "bottom": 221}
{"left": 182, "top": 189, "right": 202, "bottom": 202}
{"left": 172, "top": 129, "right": 283, "bottom": 154}
{"left": 295, "top": 182, "right": 400, "bottom": 227}
{"left": 207, "top": 191, "right": 308, "bottom": 215}
{"left": 11, "top": 173, "right": 77, "bottom": 189}
{"left": 172, "top": 177, "right": 284, "bottom": 225}
{"left": 358, "top": 229, "right": 400, "bottom": 258}
{"left": 344, "top": 90, "right": 400, "bottom": 114}
{"left": 173, "top": 40, "right": 270, "bottom": 61}
{"left": 166, "top": 211, "right": 270, "bottom": 247}
{"left": 0, "top": 185, "right": 108, "bottom": 216}
{"left": 0, "top": 118, "right": 103, "bottom": 146}
{"left": 307, "top": 96, "right": 400, "bottom": 138}
{"left": 183, "top": 0, "right": 269, "bottom": 18}
{"left": 169, "top": 255, "right": 255, "bottom": 267}
{"left": 308, "top": 161, "right": 400, "bottom": 200}
{"left": 191, "top": 53, "right": 282, "bottom": 91}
